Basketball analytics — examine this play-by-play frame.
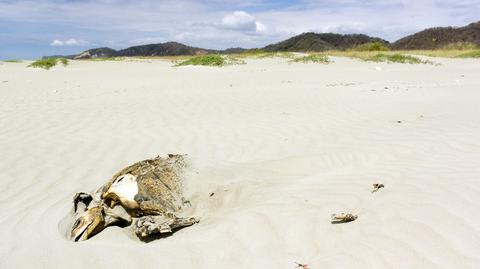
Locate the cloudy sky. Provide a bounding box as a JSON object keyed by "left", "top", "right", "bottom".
{"left": 0, "top": 0, "right": 479, "bottom": 59}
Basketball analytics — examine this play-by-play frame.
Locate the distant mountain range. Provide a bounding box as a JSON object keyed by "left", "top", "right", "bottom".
{"left": 391, "top": 21, "right": 480, "bottom": 50}
{"left": 46, "top": 21, "right": 479, "bottom": 59}
{"left": 263, "top": 33, "right": 388, "bottom": 52}
{"left": 71, "top": 42, "right": 215, "bottom": 59}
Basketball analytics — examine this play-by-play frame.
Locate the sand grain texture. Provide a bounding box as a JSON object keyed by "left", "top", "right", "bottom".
{"left": 1, "top": 57, "right": 480, "bottom": 268}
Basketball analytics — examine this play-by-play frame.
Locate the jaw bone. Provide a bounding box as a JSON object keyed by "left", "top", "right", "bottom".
{"left": 70, "top": 204, "right": 133, "bottom": 241}
{"left": 70, "top": 206, "right": 105, "bottom": 241}
{"left": 69, "top": 173, "right": 139, "bottom": 242}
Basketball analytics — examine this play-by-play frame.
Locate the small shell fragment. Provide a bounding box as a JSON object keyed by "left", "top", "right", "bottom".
{"left": 372, "top": 183, "right": 385, "bottom": 193}
{"left": 331, "top": 213, "right": 357, "bottom": 223}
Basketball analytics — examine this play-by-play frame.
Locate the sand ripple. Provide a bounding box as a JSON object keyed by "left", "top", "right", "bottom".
{"left": 1, "top": 59, "right": 480, "bottom": 268}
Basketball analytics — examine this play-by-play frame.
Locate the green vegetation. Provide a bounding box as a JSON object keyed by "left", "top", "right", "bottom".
{"left": 382, "top": 49, "right": 480, "bottom": 58}
{"left": 59, "top": 58, "right": 68, "bottom": 66}
{"left": 353, "top": 42, "right": 390, "bottom": 51}
{"left": 327, "top": 44, "right": 480, "bottom": 59}
{"left": 174, "top": 55, "right": 244, "bottom": 67}
{"left": 326, "top": 50, "right": 435, "bottom": 64}
{"left": 28, "top": 58, "right": 68, "bottom": 69}
{"left": 456, "top": 50, "right": 480, "bottom": 58}
{"left": 254, "top": 51, "right": 294, "bottom": 59}
{"left": 176, "top": 55, "right": 224, "bottom": 66}
{"left": 88, "top": 57, "right": 127, "bottom": 61}
{"left": 364, "top": 53, "right": 430, "bottom": 64}
{"left": 28, "top": 58, "right": 58, "bottom": 69}
{"left": 394, "top": 50, "right": 467, "bottom": 58}
{"left": 442, "top": 42, "right": 478, "bottom": 50}
{"left": 291, "top": 54, "right": 330, "bottom": 63}
{"left": 387, "top": 42, "right": 478, "bottom": 58}
{"left": 2, "top": 59, "right": 22, "bottom": 63}
{"left": 232, "top": 49, "right": 295, "bottom": 59}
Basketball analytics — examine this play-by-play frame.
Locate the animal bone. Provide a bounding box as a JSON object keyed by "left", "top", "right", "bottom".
{"left": 72, "top": 192, "right": 93, "bottom": 213}
{"left": 134, "top": 215, "right": 199, "bottom": 238}
{"left": 104, "top": 205, "right": 132, "bottom": 226}
{"left": 69, "top": 155, "right": 198, "bottom": 241}
{"left": 372, "top": 183, "right": 384, "bottom": 193}
{"left": 331, "top": 213, "right": 357, "bottom": 224}
{"left": 71, "top": 206, "right": 105, "bottom": 241}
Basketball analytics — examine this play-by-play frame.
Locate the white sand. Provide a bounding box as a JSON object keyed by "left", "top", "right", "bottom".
{"left": 1, "top": 57, "right": 480, "bottom": 268}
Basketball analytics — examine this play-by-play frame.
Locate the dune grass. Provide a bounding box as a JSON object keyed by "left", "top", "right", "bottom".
{"left": 2, "top": 59, "right": 22, "bottom": 63}
{"left": 393, "top": 49, "right": 480, "bottom": 58}
{"left": 327, "top": 40, "right": 480, "bottom": 59}
{"left": 28, "top": 58, "right": 58, "bottom": 69}
{"left": 291, "top": 54, "right": 330, "bottom": 64}
{"left": 442, "top": 42, "right": 478, "bottom": 50}
{"left": 232, "top": 49, "right": 295, "bottom": 59}
{"left": 86, "top": 56, "right": 180, "bottom": 62}
{"left": 393, "top": 42, "right": 479, "bottom": 58}
{"left": 174, "top": 55, "right": 244, "bottom": 67}
{"left": 59, "top": 58, "right": 68, "bottom": 66}
{"left": 326, "top": 50, "right": 434, "bottom": 64}
{"left": 352, "top": 42, "right": 390, "bottom": 52}
{"left": 176, "top": 55, "right": 224, "bottom": 66}
{"left": 441, "top": 43, "right": 480, "bottom": 58}
{"left": 456, "top": 50, "right": 480, "bottom": 58}
{"left": 28, "top": 58, "right": 68, "bottom": 69}
{"left": 87, "top": 57, "right": 128, "bottom": 61}
{"left": 364, "top": 53, "right": 431, "bottom": 64}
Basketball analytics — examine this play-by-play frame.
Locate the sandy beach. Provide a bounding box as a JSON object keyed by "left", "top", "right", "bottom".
{"left": 1, "top": 57, "right": 480, "bottom": 268}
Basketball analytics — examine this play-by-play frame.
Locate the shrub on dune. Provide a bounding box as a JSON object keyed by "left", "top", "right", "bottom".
{"left": 365, "top": 53, "right": 431, "bottom": 64}
{"left": 292, "top": 54, "right": 330, "bottom": 63}
{"left": 28, "top": 58, "right": 68, "bottom": 70}
{"left": 175, "top": 55, "right": 244, "bottom": 67}
{"left": 59, "top": 58, "right": 69, "bottom": 66}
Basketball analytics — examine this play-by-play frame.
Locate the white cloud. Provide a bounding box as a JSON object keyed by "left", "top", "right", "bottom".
{"left": 221, "top": 11, "right": 256, "bottom": 30}
{"left": 50, "top": 40, "right": 64, "bottom": 46}
{"left": 217, "top": 11, "right": 267, "bottom": 33}
{"left": 254, "top": 0, "right": 479, "bottom": 42}
{"left": 50, "top": 38, "right": 89, "bottom": 46}
{"left": 0, "top": 0, "right": 478, "bottom": 55}
{"left": 255, "top": 22, "right": 267, "bottom": 33}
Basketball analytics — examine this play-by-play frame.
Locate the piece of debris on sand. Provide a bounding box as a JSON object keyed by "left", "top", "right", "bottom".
{"left": 372, "top": 183, "right": 385, "bottom": 193}
{"left": 295, "top": 262, "right": 309, "bottom": 269}
{"left": 331, "top": 213, "right": 357, "bottom": 224}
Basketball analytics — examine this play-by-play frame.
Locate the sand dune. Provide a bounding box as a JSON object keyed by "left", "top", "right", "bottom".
{"left": 1, "top": 57, "right": 480, "bottom": 268}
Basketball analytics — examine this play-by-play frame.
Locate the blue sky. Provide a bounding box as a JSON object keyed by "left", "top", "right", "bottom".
{"left": 1, "top": 0, "right": 479, "bottom": 59}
